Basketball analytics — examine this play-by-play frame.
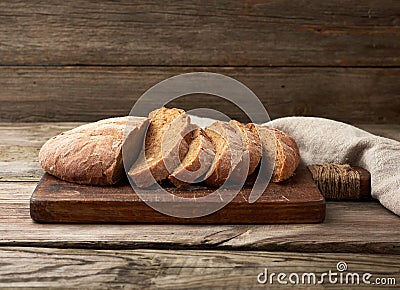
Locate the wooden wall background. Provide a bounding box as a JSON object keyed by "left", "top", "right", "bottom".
{"left": 1, "top": 0, "right": 399, "bottom": 124}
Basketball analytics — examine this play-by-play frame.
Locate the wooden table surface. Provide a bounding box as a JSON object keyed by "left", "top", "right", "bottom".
{"left": 0, "top": 122, "right": 399, "bottom": 288}
{"left": 0, "top": 1, "right": 399, "bottom": 287}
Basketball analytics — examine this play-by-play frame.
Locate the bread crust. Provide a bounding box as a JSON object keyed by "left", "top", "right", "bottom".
{"left": 128, "top": 107, "right": 192, "bottom": 188}
{"left": 246, "top": 123, "right": 300, "bottom": 182}
{"left": 229, "top": 120, "right": 262, "bottom": 176}
{"left": 168, "top": 127, "right": 216, "bottom": 188}
{"left": 204, "top": 121, "right": 245, "bottom": 187}
{"left": 39, "top": 108, "right": 300, "bottom": 187}
{"left": 39, "top": 116, "right": 149, "bottom": 185}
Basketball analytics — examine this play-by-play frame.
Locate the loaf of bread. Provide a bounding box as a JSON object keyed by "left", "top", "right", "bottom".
{"left": 128, "top": 107, "right": 192, "bottom": 188}
{"left": 247, "top": 123, "right": 300, "bottom": 182}
{"left": 168, "top": 126, "right": 215, "bottom": 188}
{"left": 39, "top": 116, "right": 148, "bottom": 185}
{"left": 203, "top": 121, "right": 246, "bottom": 187}
{"left": 229, "top": 120, "right": 262, "bottom": 177}
{"left": 39, "top": 107, "right": 301, "bottom": 187}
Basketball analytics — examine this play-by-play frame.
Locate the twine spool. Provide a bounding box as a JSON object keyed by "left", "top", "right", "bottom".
{"left": 308, "top": 164, "right": 361, "bottom": 200}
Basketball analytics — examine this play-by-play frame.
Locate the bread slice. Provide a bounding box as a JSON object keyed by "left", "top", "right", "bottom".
{"left": 39, "top": 116, "right": 149, "bottom": 185}
{"left": 168, "top": 127, "right": 215, "bottom": 188}
{"left": 229, "top": 120, "right": 262, "bottom": 176}
{"left": 246, "top": 123, "right": 300, "bottom": 182}
{"left": 204, "top": 121, "right": 245, "bottom": 187}
{"left": 128, "top": 107, "right": 192, "bottom": 188}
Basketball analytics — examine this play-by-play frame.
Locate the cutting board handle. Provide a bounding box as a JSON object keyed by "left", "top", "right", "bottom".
{"left": 308, "top": 164, "right": 371, "bottom": 200}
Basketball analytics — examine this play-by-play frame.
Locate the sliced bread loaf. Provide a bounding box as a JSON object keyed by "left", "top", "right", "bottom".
{"left": 246, "top": 123, "right": 300, "bottom": 182}
{"left": 128, "top": 107, "right": 192, "bottom": 188}
{"left": 168, "top": 127, "right": 216, "bottom": 188}
{"left": 229, "top": 120, "right": 262, "bottom": 176}
{"left": 39, "top": 116, "right": 149, "bottom": 185}
{"left": 204, "top": 121, "right": 245, "bottom": 187}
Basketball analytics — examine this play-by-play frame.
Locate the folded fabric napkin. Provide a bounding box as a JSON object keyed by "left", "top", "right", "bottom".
{"left": 270, "top": 117, "right": 400, "bottom": 217}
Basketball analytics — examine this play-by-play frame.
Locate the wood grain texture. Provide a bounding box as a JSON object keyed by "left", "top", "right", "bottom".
{"left": 30, "top": 169, "right": 325, "bottom": 224}
{"left": 0, "top": 247, "right": 398, "bottom": 288}
{"left": 357, "top": 124, "right": 400, "bottom": 141}
{"left": 0, "top": 123, "right": 84, "bottom": 181}
{"left": 1, "top": 66, "right": 400, "bottom": 123}
{"left": 0, "top": 0, "right": 399, "bottom": 66}
{"left": 1, "top": 182, "right": 400, "bottom": 253}
{"left": 0, "top": 123, "right": 399, "bottom": 252}
{"left": 355, "top": 167, "right": 371, "bottom": 199}
{"left": 1, "top": 0, "right": 398, "bottom": 283}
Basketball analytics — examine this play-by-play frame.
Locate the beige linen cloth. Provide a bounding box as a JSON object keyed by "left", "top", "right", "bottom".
{"left": 270, "top": 117, "right": 400, "bottom": 216}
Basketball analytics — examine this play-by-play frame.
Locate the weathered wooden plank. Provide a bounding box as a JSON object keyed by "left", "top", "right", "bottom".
{"left": 0, "top": 1, "right": 399, "bottom": 66}
{"left": 0, "top": 123, "right": 85, "bottom": 181}
{"left": 0, "top": 182, "right": 399, "bottom": 253}
{"left": 0, "top": 161, "right": 43, "bottom": 182}
{"left": 0, "top": 122, "right": 85, "bottom": 146}
{"left": 1, "top": 66, "right": 400, "bottom": 123}
{"left": 0, "top": 247, "right": 398, "bottom": 288}
{"left": 0, "top": 123, "right": 399, "bottom": 251}
{"left": 30, "top": 170, "right": 325, "bottom": 224}
{"left": 357, "top": 124, "right": 400, "bottom": 141}
{"left": 0, "top": 123, "right": 398, "bottom": 182}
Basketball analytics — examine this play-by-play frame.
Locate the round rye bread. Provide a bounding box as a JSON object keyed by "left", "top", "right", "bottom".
{"left": 203, "top": 121, "right": 246, "bottom": 187}
{"left": 128, "top": 107, "right": 192, "bottom": 188}
{"left": 39, "top": 108, "right": 301, "bottom": 188}
{"left": 229, "top": 120, "right": 262, "bottom": 177}
{"left": 246, "top": 123, "right": 300, "bottom": 182}
{"left": 168, "top": 126, "right": 216, "bottom": 188}
{"left": 39, "top": 116, "right": 149, "bottom": 185}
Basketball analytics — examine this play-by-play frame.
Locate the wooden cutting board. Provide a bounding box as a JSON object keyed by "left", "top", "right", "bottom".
{"left": 30, "top": 167, "right": 325, "bottom": 224}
